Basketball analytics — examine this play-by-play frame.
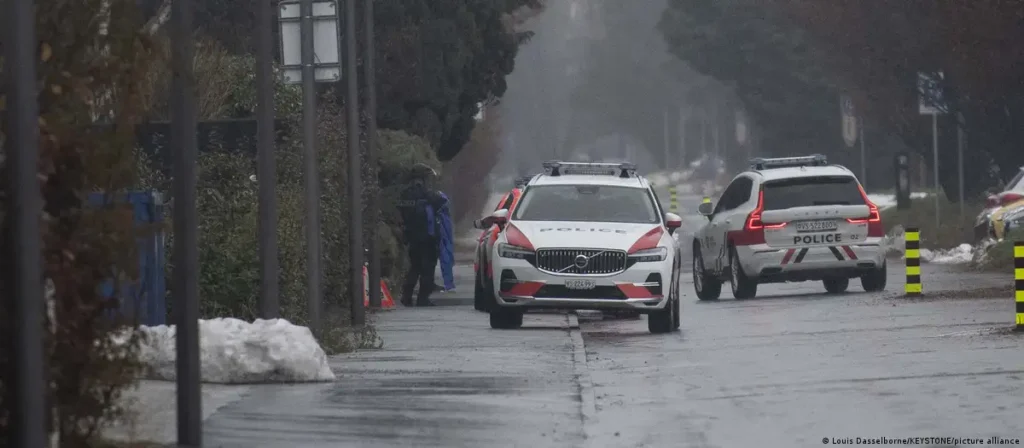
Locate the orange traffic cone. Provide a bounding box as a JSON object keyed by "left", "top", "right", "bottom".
{"left": 363, "top": 266, "right": 396, "bottom": 309}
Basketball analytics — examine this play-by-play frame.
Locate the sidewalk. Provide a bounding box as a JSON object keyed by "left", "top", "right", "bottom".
{"left": 200, "top": 308, "right": 590, "bottom": 447}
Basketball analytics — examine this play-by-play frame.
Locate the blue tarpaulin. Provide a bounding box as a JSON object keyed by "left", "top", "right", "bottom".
{"left": 425, "top": 193, "right": 455, "bottom": 290}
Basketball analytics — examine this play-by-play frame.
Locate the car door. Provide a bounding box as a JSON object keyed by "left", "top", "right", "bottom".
{"left": 700, "top": 182, "right": 736, "bottom": 270}
{"left": 708, "top": 177, "right": 753, "bottom": 271}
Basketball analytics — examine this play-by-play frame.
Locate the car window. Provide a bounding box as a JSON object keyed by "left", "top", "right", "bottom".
{"left": 761, "top": 175, "right": 865, "bottom": 210}
{"left": 732, "top": 177, "right": 753, "bottom": 206}
{"left": 1006, "top": 169, "right": 1024, "bottom": 192}
{"left": 512, "top": 185, "right": 659, "bottom": 224}
{"left": 714, "top": 178, "right": 744, "bottom": 214}
{"left": 499, "top": 191, "right": 516, "bottom": 211}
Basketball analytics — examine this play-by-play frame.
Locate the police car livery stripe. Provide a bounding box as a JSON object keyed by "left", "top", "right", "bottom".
{"left": 793, "top": 248, "right": 809, "bottom": 263}
{"left": 828, "top": 246, "right": 844, "bottom": 261}
{"left": 781, "top": 249, "right": 796, "bottom": 265}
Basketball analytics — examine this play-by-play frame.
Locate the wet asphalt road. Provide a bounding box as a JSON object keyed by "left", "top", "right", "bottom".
{"left": 196, "top": 183, "right": 1023, "bottom": 447}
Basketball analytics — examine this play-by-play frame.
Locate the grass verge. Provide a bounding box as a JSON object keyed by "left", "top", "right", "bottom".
{"left": 880, "top": 195, "right": 982, "bottom": 249}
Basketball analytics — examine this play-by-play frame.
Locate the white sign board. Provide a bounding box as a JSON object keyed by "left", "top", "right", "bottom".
{"left": 279, "top": 1, "right": 342, "bottom": 84}
{"left": 840, "top": 94, "right": 857, "bottom": 147}
{"left": 917, "top": 71, "right": 947, "bottom": 115}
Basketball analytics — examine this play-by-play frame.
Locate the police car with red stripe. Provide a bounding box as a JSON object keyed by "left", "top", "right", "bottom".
{"left": 475, "top": 161, "right": 684, "bottom": 334}
{"left": 692, "top": 154, "right": 887, "bottom": 300}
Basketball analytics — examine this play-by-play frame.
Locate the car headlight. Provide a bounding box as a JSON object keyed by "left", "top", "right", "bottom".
{"left": 628, "top": 246, "right": 668, "bottom": 262}
{"left": 498, "top": 243, "right": 534, "bottom": 259}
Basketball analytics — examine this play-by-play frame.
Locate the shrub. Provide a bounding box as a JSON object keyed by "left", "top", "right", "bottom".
{"left": 1, "top": 0, "right": 155, "bottom": 444}
{"left": 880, "top": 195, "right": 983, "bottom": 250}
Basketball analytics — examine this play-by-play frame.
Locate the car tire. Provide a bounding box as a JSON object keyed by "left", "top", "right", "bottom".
{"left": 823, "top": 277, "right": 850, "bottom": 294}
{"left": 648, "top": 302, "right": 673, "bottom": 334}
{"left": 729, "top": 247, "right": 758, "bottom": 299}
{"left": 473, "top": 270, "right": 486, "bottom": 312}
{"left": 861, "top": 261, "right": 888, "bottom": 292}
{"left": 693, "top": 245, "right": 722, "bottom": 301}
{"left": 489, "top": 307, "right": 523, "bottom": 329}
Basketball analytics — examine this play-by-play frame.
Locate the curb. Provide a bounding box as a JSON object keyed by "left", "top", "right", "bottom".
{"left": 567, "top": 313, "right": 597, "bottom": 445}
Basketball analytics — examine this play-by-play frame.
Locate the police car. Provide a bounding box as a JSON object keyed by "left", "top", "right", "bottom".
{"left": 692, "top": 154, "right": 887, "bottom": 300}
{"left": 475, "top": 161, "right": 684, "bottom": 334}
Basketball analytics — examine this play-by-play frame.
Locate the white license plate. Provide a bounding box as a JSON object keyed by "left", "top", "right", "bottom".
{"left": 795, "top": 220, "right": 838, "bottom": 232}
{"left": 565, "top": 279, "right": 596, "bottom": 290}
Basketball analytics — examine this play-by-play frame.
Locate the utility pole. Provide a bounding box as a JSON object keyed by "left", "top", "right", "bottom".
{"left": 365, "top": 0, "right": 381, "bottom": 309}
{"left": 300, "top": 0, "right": 322, "bottom": 333}
{"left": 170, "top": 0, "right": 202, "bottom": 444}
{"left": 957, "top": 112, "right": 965, "bottom": 218}
{"left": 859, "top": 120, "right": 866, "bottom": 190}
{"left": 257, "top": 0, "right": 280, "bottom": 318}
{"left": 346, "top": 0, "right": 365, "bottom": 326}
{"left": 4, "top": 0, "right": 47, "bottom": 445}
{"left": 663, "top": 107, "right": 670, "bottom": 168}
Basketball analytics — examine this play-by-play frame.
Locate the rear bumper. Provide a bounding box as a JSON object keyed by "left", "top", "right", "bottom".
{"left": 736, "top": 240, "right": 885, "bottom": 282}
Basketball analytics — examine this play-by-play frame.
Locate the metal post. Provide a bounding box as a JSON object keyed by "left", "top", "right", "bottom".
{"left": 257, "top": 0, "right": 280, "bottom": 318}
{"left": 4, "top": 0, "right": 47, "bottom": 445}
{"left": 957, "top": 113, "right": 965, "bottom": 218}
{"left": 300, "top": 0, "right": 322, "bottom": 333}
{"left": 859, "top": 120, "right": 866, "bottom": 189}
{"left": 662, "top": 107, "right": 670, "bottom": 168}
{"left": 932, "top": 113, "right": 940, "bottom": 229}
{"left": 364, "top": 0, "right": 382, "bottom": 309}
{"left": 170, "top": 0, "right": 202, "bottom": 444}
{"left": 678, "top": 107, "right": 687, "bottom": 168}
{"left": 346, "top": 0, "right": 365, "bottom": 326}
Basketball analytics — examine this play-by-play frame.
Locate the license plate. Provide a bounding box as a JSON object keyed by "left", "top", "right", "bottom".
{"left": 565, "top": 279, "right": 596, "bottom": 290}
{"left": 795, "top": 220, "right": 838, "bottom": 232}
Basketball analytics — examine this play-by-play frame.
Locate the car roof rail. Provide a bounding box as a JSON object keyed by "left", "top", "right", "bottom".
{"left": 542, "top": 160, "right": 637, "bottom": 178}
{"left": 513, "top": 174, "right": 536, "bottom": 188}
{"left": 750, "top": 154, "right": 828, "bottom": 170}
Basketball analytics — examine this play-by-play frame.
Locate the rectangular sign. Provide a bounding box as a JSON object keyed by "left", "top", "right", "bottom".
{"left": 917, "top": 71, "right": 947, "bottom": 115}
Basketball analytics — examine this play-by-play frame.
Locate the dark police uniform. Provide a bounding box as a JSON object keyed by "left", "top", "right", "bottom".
{"left": 396, "top": 179, "right": 446, "bottom": 306}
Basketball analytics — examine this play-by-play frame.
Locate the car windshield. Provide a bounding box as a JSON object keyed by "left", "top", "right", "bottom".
{"left": 1006, "top": 168, "right": 1024, "bottom": 192}
{"left": 512, "top": 185, "right": 659, "bottom": 223}
{"left": 762, "top": 176, "right": 865, "bottom": 210}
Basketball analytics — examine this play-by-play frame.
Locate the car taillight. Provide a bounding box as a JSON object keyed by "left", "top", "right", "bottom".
{"left": 734, "top": 190, "right": 769, "bottom": 245}
{"left": 851, "top": 184, "right": 885, "bottom": 237}
{"left": 505, "top": 223, "right": 534, "bottom": 251}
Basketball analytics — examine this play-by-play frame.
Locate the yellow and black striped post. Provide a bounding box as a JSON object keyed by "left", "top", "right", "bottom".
{"left": 668, "top": 186, "right": 678, "bottom": 213}
{"left": 904, "top": 227, "right": 922, "bottom": 296}
{"left": 1015, "top": 241, "right": 1023, "bottom": 331}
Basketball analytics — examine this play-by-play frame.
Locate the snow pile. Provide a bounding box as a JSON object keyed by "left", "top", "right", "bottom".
{"left": 135, "top": 318, "right": 336, "bottom": 384}
{"left": 867, "top": 192, "right": 930, "bottom": 210}
{"left": 919, "top": 244, "right": 975, "bottom": 264}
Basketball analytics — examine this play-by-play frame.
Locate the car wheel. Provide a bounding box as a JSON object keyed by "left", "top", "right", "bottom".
{"left": 729, "top": 247, "right": 758, "bottom": 299}
{"left": 823, "top": 277, "right": 850, "bottom": 294}
{"left": 693, "top": 245, "right": 722, "bottom": 301}
{"left": 861, "top": 261, "right": 888, "bottom": 292}
{"left": 489, "top": 307, "right": 523, "bottom": 329}
{"left": 473, "top": 270, "right": 486, "bottom": 311}
{"left": 648, "top": 303, "right": 673, "bottom": 334}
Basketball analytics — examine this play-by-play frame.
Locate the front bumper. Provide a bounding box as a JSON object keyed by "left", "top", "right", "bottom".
{"left": 491, "top": 256, "right": 672, "bottom": 312}
{"left": 736, "top": 239, "right": 886, "bottom": 282}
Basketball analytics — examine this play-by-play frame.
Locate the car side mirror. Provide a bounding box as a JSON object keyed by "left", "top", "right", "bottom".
{"left": 479, "top": 208, "right": 509, "bottom": 229}
{"left": 697, "top": 200, "right": 714, "bottom": 219}
{"left": 664, "top": 212, "right": 682, "bottom": 235}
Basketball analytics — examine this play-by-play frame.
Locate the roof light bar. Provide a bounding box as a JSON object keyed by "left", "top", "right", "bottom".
{"left": 542, "top": 160, "right": 637, "bottom": 178}
{"left": 750, "top": 154, "right": 828, "bottom": 170}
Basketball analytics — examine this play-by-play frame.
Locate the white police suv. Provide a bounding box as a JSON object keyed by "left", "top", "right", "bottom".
{"left": 476, "top": 161, "right": 684, "bottom": 334}
{"left": 692, "top": 155, "right": 887, "bottom": 300}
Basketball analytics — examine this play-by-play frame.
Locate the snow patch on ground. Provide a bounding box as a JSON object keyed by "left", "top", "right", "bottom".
{"left": 868, "top": 192, "right": 930, "bottom": 210}
{"left": 883, "top": 225, "right": 983, "bottom": 265}
{"left": 132, "top": 318, "right": 335, "bottom": 384}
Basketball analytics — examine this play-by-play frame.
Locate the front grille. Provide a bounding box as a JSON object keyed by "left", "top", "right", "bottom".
{"left": 535, "top": 248, "right": 627, "bottom": 275}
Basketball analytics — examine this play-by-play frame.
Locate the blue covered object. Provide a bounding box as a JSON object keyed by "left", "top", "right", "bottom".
{"left": 425, "top": 192, "right": 455, "bottom": 290}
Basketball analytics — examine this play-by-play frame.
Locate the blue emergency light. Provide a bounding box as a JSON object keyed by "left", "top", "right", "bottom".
{"left": 543, "top": 161, "right": 637, "bottom": 178}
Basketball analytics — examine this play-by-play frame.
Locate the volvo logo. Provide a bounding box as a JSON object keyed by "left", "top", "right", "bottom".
{"left": 574, "top": 254, "right": 589, "bottom": 268}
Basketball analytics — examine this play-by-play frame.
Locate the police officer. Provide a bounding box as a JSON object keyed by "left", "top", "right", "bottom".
{"left": 396, "top": 163, "right": 446, "bottom": 307}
